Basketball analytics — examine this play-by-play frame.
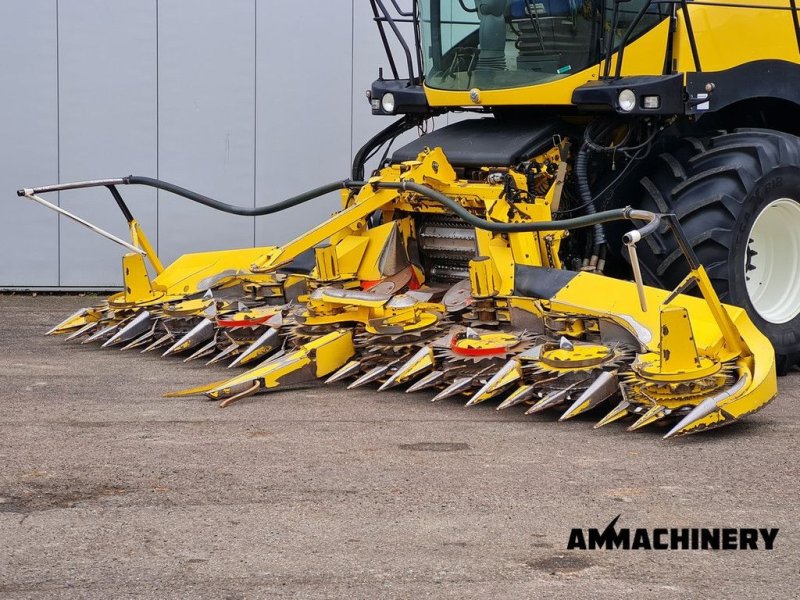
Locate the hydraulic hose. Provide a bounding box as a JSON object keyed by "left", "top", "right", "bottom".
{"left": 375, "top": 180, "right": 632, "bottom": 234}
{"left": 21, "top": 175, "right": 644, "bottom": 236}
{"left": 351, "top": 115, "right": 423, "bottom": 180}
{"left": 20, "top": 176, "right": 361, "bottom": 217}
{"left": 124, "top": 176, "right": 356, "bottom": 217}
{"left": 575, "top": 145, "right": 606, "bottom": 251}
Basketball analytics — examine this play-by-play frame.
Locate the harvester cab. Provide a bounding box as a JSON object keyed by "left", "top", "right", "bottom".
{"left": 18, "top": 0, "right": 797, "bottom": 436}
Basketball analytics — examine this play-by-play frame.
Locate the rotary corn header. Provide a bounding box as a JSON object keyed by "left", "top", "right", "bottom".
{"left": 20, "top": 0, "right": 800, "bottom": 436}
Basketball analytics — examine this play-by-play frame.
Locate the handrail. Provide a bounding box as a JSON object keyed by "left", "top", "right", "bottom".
{"left": 608, "top": 0, "right": 701, "bottom": 79}
{"left": 369, "top": 0, "right": 421, "bottom": 85}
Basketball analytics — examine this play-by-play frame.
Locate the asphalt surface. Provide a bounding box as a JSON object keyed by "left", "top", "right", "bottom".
{"left": 0, "top": 294, "right": 797, "bottom": 599}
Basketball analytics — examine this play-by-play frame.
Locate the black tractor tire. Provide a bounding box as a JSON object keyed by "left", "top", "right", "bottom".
{"left": 633, "top": 128, "right": 800, "bottom": 375}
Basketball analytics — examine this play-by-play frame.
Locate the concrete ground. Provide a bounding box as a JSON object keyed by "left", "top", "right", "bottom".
{"left": 0, "top": 295, "right": 797, "bottom": 599}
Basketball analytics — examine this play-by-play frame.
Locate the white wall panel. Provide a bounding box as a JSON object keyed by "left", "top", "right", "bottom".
{"left": 254, "top": 1, "right": 353, "bottom": 247}
{"left": 157, "top": 0, "right": 256, "bottom": 264}
{"left": 57, "top": 0, "right": 158, "bottom": 287}
{"left": 0, "top": 0, "right": 59, "bottom": 287}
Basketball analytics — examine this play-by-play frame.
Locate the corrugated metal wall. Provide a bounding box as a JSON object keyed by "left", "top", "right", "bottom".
{"left": 0, "top": 0, "right": 414, "bottom": 289}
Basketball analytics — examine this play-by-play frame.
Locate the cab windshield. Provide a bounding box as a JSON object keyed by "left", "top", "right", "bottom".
{"left": 418, "top": 0, "right": 667, "bottom": 91}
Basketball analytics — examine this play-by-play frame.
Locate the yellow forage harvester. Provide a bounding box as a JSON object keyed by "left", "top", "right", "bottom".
{"left": 22, "top": 0, "right": 800, "bottom": 436}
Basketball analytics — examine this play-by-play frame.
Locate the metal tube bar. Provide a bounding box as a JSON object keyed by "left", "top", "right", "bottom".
{"left": 413, "top": 0, "right": 424, "bottom": 80}
{"left": 626, "top": 242, "right": 648, "bottom": 312}
{"left": 680, "top": 1, "right": 703, "bottom": 71}
{"left": 664, "top": 214, "right": 701, "bottom": 269}
{"left": 107, "top": 185, "right": 134, "bottom": 223}
{"left": 20, "top": 178, "right": 126, "bottom": 195}
{"left": 615, "top": 0, "right": 655, "bottom": 79}
{"left": 789, "top": 0, "right": 800, "bottom": 53}
{"left": 603, "top": 3, "right": 622, "bottom": 79}
{"left": 21, "top": 192, "right": 145, "bottom": 255}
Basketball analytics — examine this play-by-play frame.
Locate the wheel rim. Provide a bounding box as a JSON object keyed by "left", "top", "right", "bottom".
{"left": 745, "top": 198, "right": 800, "bottom": 324}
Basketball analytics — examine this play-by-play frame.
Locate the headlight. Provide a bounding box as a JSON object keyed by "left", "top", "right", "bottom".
{"left": 381, "top": 93, "right": 396, "bottom": 114}
{"left": 618, "top": 89, "right": 636, "bottom": 112}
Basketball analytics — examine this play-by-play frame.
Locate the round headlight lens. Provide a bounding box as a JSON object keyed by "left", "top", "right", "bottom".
{"left": 381, "top": 93, "right": 396, "bottom": 114}
{"left": 618, "top": 89, "right": 636, "bottom": 112}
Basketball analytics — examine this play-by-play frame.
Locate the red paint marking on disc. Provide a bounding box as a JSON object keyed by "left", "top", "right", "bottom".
{"left": 449, "top": 335, "right": 508, "bottom": 357}
{"left": 217, "top": 315, "right": 271, "bottom": 328}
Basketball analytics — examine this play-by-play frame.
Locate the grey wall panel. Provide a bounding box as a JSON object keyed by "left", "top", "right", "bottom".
{"left": 1, "top": 1, "right": 444, "bottom": 289}
{"left": 57, "top": 0, "right": 158, "bottom": 287}
{"left": 157, "top": 0, "right": 256, "bottom": 265}
{"left": 0, "top": 0, "right": 59, "bottom": 287}
{"left": 254, "top": 1, "right": 353, "bottom": 248}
